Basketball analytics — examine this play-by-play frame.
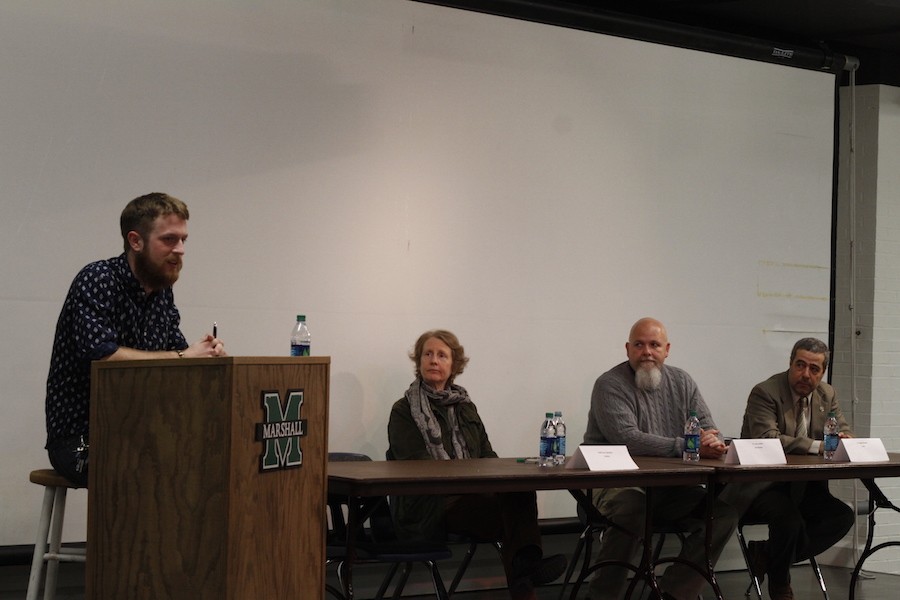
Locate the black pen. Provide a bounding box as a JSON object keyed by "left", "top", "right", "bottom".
{"left": 213, "top": 322, "right": 217, "bottom": 338}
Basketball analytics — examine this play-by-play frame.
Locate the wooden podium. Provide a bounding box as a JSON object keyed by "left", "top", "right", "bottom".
{"left": 87, "top": 356, "right": 330, "bottom": 600}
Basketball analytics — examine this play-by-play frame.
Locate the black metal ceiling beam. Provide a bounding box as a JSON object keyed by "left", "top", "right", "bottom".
{"left": 413, "top": 0, "right": 856, "bottom": 73}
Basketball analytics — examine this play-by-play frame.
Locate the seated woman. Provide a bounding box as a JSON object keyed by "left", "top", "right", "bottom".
{"left": 387, "top": 329, "right": 566, "bottom": 600}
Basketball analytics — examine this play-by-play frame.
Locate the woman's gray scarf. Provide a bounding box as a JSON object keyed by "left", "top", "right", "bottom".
{"left": 405, "top": 378, "right": 472, "bottom": 460}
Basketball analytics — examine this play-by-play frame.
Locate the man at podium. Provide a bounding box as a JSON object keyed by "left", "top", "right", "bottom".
{"left": 44, "top": 193, "right": 226, "bottom": 486}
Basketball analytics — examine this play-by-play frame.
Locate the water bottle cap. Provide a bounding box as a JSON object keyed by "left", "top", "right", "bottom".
{"left": 296, "top": 315, "right": 306, "bottom": 321}
{"left": 689, "top": 410, "right": 697, "bottom": 416}
{"left": 545, "top": 412, "right": 553, "bottom": 418}
{"left": 828, "top": 411, "right": 836, "bottom": 417}
{"left": 554, "top": 411, "right": 562, "bottom": 417}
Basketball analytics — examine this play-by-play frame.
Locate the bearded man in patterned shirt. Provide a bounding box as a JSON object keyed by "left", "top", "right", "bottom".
{"left": 44, "top": 193, "right": 226, "bottom": 485}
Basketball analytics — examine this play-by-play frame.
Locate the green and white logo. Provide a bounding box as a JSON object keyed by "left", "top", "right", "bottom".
{"left": 256, "top": 389, "right": 307, "bottom": 471}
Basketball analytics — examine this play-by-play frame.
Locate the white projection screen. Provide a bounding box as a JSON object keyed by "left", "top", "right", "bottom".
{"left": 1, "top": 0, "right": 836, "bottom": 541}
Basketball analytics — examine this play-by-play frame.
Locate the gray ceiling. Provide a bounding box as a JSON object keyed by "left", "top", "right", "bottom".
{"left": 421, "top": 0, "right": 900, "bottom": 85}
{"left": 562, "top": 0, "right": 900, "bottom": 53}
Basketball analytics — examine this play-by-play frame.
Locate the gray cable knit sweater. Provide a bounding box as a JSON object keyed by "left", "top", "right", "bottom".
{"left": 583, "top": 361, "right": 718, "bottom": 457}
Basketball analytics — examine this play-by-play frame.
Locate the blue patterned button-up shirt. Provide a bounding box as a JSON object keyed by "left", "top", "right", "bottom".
{"left": 45, "top": 253, "right": 188, "bottom": 446}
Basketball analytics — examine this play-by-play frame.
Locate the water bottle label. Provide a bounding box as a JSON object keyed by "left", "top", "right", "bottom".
{"left": 824, "top": 433, "right": 839, "bottom": 452}
{"left": 556, "top": 437, "right": 566, "bottom": 456}
{"left": 291, "top": 343, "right": 311, "bottom": 357}
{"left": 540, "top": 436, "right": 554, "bottom": 458}
{"left": 684, "top": 433, "right": 700, "bottom": 453}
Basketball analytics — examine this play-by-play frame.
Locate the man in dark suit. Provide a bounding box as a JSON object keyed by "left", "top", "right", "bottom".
{"left": 724, "top": 338, "right": 854, "bottom": 600}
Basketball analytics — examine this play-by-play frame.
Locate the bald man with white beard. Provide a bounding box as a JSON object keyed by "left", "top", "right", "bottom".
{"left": 581, "top": 317, "right": 736, "bottom": 600}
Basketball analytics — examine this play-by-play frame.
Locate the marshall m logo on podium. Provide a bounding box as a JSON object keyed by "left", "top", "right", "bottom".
{"left": 256, "top": 389, "right": 308, "bottom": 471}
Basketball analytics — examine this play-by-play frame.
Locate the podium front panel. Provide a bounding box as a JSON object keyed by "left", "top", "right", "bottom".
{"left": 88, "top": 357, "right": 329, "bottom": 600}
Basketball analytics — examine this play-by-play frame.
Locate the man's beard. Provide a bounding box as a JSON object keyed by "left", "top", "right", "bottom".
{"left": 634, "top": 364, "right": 662, "bottom": 391}
{"left": 133, "top": 248, "right": 181, "bottom": 291}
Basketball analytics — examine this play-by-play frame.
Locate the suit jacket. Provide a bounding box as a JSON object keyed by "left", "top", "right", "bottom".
{"left": 740, "top": 371, "right": 851, "bottom": 453}
{"left": 720, "top": 370, "right": 852, "bottom": 515}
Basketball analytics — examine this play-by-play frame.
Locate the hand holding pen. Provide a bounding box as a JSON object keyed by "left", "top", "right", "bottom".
{"left": 208, "top": 321, "right": 226, "bottom": 356}
{"left": 183, "top": 322, "right": 226, "bottom": 357}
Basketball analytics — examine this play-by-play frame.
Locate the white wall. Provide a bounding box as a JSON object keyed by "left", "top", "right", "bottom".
{"left": 0, "top": 0, "right": 837, "bottom": 546}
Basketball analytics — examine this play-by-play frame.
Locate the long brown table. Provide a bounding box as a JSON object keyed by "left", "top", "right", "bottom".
{"left": 328, "top": 456, "right": 721, "bottom": 600}
{"left": 698, "top": 452, "right": 900, "bottom": 600}
{"left": 329, "top": 453, "right": 900, "bottom": 600}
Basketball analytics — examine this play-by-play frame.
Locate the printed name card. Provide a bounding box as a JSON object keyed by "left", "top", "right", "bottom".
{"left": 725, "top": 438, "right": 787, "bottom": 465}
{"left": 565, "top": 445, "right": 639, "bottom": 471}
{"left": 833, "top": 438, "right": 889, "bottom": 462}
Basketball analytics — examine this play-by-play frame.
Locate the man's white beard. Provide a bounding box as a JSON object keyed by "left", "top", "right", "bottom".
{"left": 635, "top": 364, "right": 662, "bottom": 391}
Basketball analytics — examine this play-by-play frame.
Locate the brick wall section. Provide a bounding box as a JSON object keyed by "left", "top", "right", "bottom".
{"left": 830, "top": 84, "right": 900, "bottom": 574}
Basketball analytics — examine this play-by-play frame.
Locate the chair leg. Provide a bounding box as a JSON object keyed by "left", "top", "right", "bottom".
{"left": 448, "top": 540, "right": 502, "bottom": 597}
{"left": 325, "top": 582, "right": 346, "bottom": 600}
{"left": 390, "top": 563, "right": 413, "bottom": 599}
{"left": 735, "top": 527, "right": 763, "bottom": 600}
{"left": 26, "top": 486, "right": 56, "bottom": 600}
{"left": 427, "top": 560, "right": 450, "bottom": 600}
{"left": 335, "top": 560, "right": 354, "bottom": 600}
{"left": 568, "top": 526, "right": 599, "bottom": 599}
{"left": 374, "top": 562, "right": 401, "bottom": 600}
{"left": 579, "top": 530, "right": 596, "bottom": 589}
{"left": 448, "top": 542, "right": 477, "bottom": 597}
{"left": 809, "top": 556, "right": 829, "bottom": 600}
{"left": 633, "top": 532, "right": 669, "bottom": 599}
{"left": 557, "top": 531, "right": 587, "bottom": 600}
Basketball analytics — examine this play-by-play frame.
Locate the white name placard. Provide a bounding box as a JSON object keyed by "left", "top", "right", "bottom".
{"left": 725, "top": 438, "right": 787, "bottom": 465}
{"left": 833, "top": 438, "right": 889, "bottom": 463}
{"left": 565, "top": 445, "right": 639, "bottom": 471}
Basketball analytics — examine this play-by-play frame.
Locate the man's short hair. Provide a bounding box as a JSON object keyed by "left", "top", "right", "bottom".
{"left": 120, "top": 193, "right": 189, "bottom": 253}
{"left": 790, "top": 337, "right": 830, "bottom": 370}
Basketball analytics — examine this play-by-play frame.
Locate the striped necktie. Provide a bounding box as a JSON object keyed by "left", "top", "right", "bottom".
{"left": 795, "top": 396, "right": 809, "bottom": 438}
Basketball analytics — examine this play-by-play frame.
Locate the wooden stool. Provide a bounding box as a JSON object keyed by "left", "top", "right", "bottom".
{"left": 26, "top": 469, "right": 86, "bottom": 600}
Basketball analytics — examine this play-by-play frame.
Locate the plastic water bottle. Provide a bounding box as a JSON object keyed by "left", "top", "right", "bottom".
{"left": 539, "top": 412, "right": 557, "bottom": 467}
{"left": 823, "top": 411, "right": 839, "bottom": 460}
{"left": 553, "top": 411, "right": 566, "bottom": 465}
{"left": 290, "top": 315, "right": 311, "bottom": 356}
{"left": 683, "top": 410, "right": 701, "bottom": 462}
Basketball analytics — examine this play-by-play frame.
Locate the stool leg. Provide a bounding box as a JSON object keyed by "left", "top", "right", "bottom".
{"left": 43, "top": 487, "right": 68, "bottom": 600}
{"left": 809, "top": 556, "right": 829, "bottom": 600}
{"left": 26, "top": 486, "right": 56, "bottom": 600}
